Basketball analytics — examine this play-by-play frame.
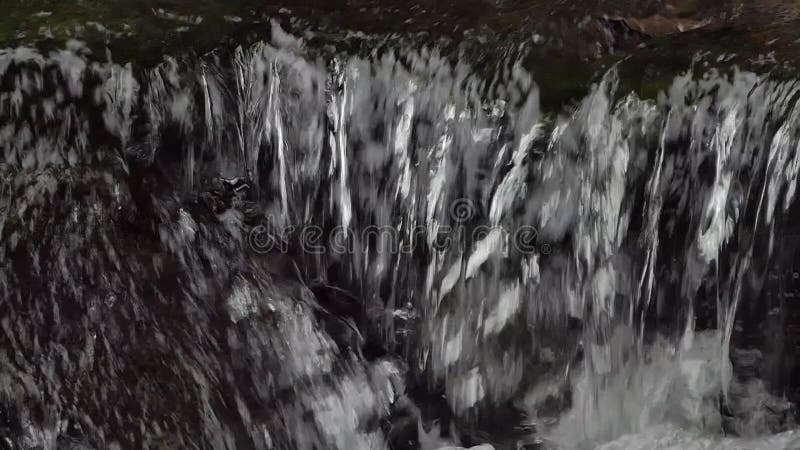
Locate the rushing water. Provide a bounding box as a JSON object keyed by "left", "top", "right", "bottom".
{"left": 3, "top": 19, "right": 800, "bottom": 449}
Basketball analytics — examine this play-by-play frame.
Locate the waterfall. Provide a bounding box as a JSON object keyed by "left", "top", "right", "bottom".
{"left": 3, "top": 23, "right": 800, "bottom": 449}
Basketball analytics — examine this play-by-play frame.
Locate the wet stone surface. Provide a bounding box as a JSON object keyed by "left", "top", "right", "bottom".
{"left": 0, "top": 162, "right": 410, "bottom": 448}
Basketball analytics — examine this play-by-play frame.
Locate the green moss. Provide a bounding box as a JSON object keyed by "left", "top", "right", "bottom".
{"left": 3, "top": 0, "right": 800, "bottom": 111}
{"left": 0, "top": 0, "right": 267, "bottom": 65}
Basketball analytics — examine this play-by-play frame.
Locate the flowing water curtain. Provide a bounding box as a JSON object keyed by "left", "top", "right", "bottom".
{"left": 233, "top": 44, "right": 271, "bottom": 191}
{"left": 542, "top": 69, "right": 800, "bottom": 445}
{"left": 0, "top": 45, "right": 97, "bottom": 170}
{"left": 395, "top": 53, "right": 551, "bottom": 414}
{"left": 197, "top": 61, "right": 226, "bottom": 175}
{"left": 665, "top": 71, "right": 800, "bottom": 406}
{"left": 100, "top": 63, "right": 138, "bottom": 154}
{"left": 215, "top": 40, "right": 549, "bottom": 406}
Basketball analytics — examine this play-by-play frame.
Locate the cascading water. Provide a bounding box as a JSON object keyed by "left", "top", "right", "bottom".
{"left": 3, "top": 18, "right": 800, "bottom": 450}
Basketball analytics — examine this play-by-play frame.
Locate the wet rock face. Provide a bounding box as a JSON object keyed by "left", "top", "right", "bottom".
{"left": 0, "top": 164, "right": 405, "bottom": 449}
